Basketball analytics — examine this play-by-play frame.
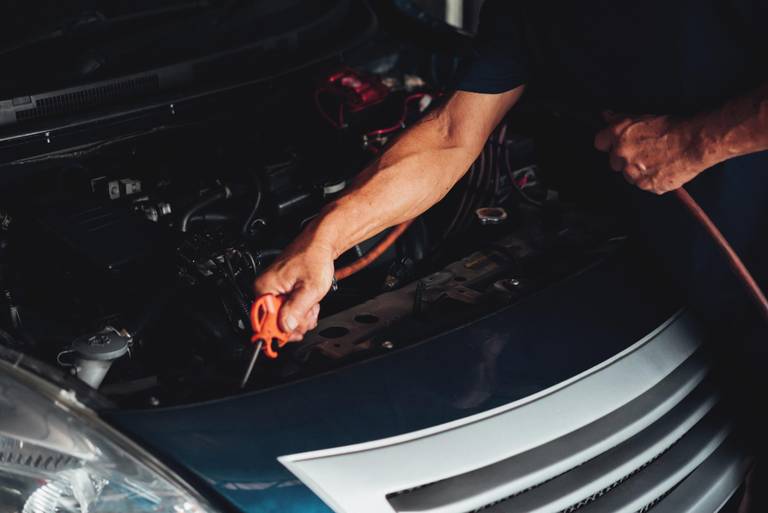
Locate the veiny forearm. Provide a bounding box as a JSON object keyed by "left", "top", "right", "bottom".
{"left": 697, "top": 82, "right": 768, "bottom": 164}
{"left": 295, "top": 89, "right": 524, "bottom": 258}
{"left": 317, "top": 127, "right": 480, "bottom": 258}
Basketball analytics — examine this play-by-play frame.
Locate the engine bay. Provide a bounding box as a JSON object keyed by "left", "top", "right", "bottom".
{"left": 0, "top": 61, "right": 626, "bottom": 408}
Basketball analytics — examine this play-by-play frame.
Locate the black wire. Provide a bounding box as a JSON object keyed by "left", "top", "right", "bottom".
{"left": 241, "top": 180, "right": 264, "bottom": 238}
{"left": 441, "top": 122, "right": 511, "bottom": 240}
{"left": 255, "top": 249, "right": 282, "bottom": 261}
{"left": 459, "top": 143, "right": 490, "bottom": 232}
{"left": 180, "top": 186, "right": 231, "bottom": 233}
{"left": 442, "top": 162, "right": 475, "bottom": 239}
{"left": 456, "top": 147, "right": 486, "bottom": 232}
{"left": 220, "top": 251, "right": 250, "bottom": 321}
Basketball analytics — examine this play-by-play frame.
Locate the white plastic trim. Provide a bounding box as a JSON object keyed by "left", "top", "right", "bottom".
{"left": 280, "top": 311, "right": 700, "bottom": 513}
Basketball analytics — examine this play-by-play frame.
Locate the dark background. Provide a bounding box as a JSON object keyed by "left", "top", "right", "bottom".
{"left": 412, "top": 0, "right": 484, "bottom": 32}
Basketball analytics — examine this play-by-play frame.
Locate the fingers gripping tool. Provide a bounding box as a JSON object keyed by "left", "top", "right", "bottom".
{"left": 240, "top": 294, "right": 291, "bottom": 388}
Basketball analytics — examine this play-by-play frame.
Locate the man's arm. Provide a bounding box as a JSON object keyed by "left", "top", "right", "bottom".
{"left": 595, "top": 82, "right": 768, "bottom": 194}
{"left": 254, "top": 88, "right": 525, "bottom": 338}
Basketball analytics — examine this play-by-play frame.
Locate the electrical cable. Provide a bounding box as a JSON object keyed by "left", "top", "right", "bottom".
{"left": 674, "top": 188, "right": 768, "bottom": 323}
{"left": 442, "top": 161, "right": 476, "bottom": 238}
{"left": 241, "top": 180, "right": 263, "bottom": 238}
{"left": 456, "top": 145, "right": 487, "bottom": 232}
{"left": 363, "top": 93, "right": 430, "bottom": 139}
{"left": 470, "top": 143, "right": 495, "bottom": 229}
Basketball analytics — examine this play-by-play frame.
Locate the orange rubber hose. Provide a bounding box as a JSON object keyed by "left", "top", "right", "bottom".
{"left": 674, "top": 188, "right": 768, "bottom": 323}
{"left": 334, "top": 220, "right": 414, "bottom": 281}
{"left": 333, "top": 190, "right": 768, "bottom": 326}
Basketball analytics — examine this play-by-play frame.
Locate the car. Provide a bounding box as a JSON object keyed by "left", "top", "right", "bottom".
{"left": 0, "top": 1, "right": 752, "bottom": 512}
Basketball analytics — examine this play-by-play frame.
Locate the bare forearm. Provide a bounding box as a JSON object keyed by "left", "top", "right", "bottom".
{"left": 697, "top": 82, "right": 768, "bottom": 164}
{"left": 316, "top": 125, "right": 479, "bottom": 258}
{"left": 296, "top": 89, "right": 524, "bottom": 258}
{"left": 595, "top": 81, "right": 768, "bottom": 195}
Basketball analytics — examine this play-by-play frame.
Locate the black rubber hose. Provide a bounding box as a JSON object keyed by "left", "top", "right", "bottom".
{"left": 241, "top": 180, "right": 264, "bottom": 238}
{"left": 188, "top": 212, "right": 237, "bottom": 225}
{"left": 180, "top": 186, "right": 232, "bottom": 233}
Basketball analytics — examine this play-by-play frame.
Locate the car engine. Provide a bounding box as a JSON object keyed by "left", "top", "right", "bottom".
{"left": 0, "top": 63, "right": 625, "bottom": 407}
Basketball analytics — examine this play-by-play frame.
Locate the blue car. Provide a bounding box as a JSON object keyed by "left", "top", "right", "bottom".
{"left": 0, "top": 1, "right": 751, "bottom": 512}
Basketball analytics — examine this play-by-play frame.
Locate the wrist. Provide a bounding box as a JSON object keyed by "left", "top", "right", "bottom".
{"left": 691, "top": 95, "right": 766, "bottom": 165}
{"left": 686, "top": 110, "right": 733, "bottom": 169}
{"left": 297, "top": 205, "right": 346, "bottom": 260}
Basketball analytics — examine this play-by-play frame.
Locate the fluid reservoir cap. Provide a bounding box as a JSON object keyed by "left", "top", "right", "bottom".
{"left": 475, "top": 207, "right": 509, "bottom": 226}
{"left": 72, "top": 328, "right": 130, "bottom": 361}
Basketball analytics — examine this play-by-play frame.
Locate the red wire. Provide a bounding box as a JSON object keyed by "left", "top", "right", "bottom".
{"left": 364, "top": 93, "right": 431, "bottom": 140}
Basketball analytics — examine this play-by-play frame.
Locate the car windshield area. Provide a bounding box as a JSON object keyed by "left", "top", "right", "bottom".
{"left": 0, "top": 0, "right": 349, "bottom": 97}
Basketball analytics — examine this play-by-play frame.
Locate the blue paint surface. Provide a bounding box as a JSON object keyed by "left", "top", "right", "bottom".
{"left": 106, "top": 253, "right": 677, "bottom": 512}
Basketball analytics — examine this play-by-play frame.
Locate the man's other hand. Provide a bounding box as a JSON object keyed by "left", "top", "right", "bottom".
{"left": 253, "top": 241, "right": 335, "bottom": 341}
{"left": 594, "top": 111, "right": 716, "bottom": 194}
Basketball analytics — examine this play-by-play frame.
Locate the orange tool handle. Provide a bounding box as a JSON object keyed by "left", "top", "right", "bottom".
{"left": 250, "top": 294, "right": 292, "bottom": 359}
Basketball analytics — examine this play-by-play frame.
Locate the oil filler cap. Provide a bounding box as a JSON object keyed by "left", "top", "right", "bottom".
{"left": 475, "top": 207, "right": 509, "bottom": 226}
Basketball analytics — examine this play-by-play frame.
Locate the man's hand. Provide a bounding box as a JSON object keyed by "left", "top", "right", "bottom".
{"left": 253, "top": 239, "right": 335, "bottom": 341}
{"left": 594, "top": 112, "right": 716, "bottom": 195}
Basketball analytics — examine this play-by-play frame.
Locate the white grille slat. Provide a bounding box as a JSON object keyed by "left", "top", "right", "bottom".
{"left": 573, "top": 420, "right": 732, "bottom": 513}
{"left": 279, "top": 312, "right": 701, "bottom": 513}
{"left": 388, "top": 353, "right": 710, "bottom": 513}
{"left": 476, "top": 402, "right": 727, "bottom": 513}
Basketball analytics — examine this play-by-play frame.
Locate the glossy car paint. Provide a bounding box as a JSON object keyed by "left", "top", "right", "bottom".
{"left": 106, "top": 252, "right": 679, "bottom": 513}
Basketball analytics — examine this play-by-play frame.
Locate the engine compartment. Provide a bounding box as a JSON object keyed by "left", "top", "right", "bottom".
{"left": 0, "top": 59, "right": 627, "bottom": 408}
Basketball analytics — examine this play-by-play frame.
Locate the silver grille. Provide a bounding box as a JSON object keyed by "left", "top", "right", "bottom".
{"left": 280, "top": 312, "right": 750, "bottom": 513}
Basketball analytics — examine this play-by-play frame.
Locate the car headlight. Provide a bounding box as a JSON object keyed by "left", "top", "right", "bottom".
{"left": 0, "top": 357, "right": 218, "bottom": 513}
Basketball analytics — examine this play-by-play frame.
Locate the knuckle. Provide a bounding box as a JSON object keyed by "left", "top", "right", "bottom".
{"left": 613, "top": 144, "right": 631, "bottom": 159}
{"left": 610, "top": 155, "right": 626, "bottom": 172}
{"left": 611, "top": 120, "right": 630, "bottom": 138}
{"left": 624, "top": 165, "right": 640, "bottom": 180}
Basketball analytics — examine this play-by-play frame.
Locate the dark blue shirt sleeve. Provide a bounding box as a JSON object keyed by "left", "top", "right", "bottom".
{"left": 456, "top": 0, "right": 529, "bottom": 94}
